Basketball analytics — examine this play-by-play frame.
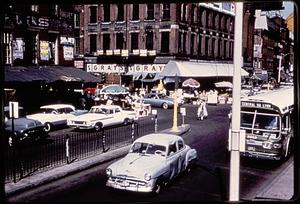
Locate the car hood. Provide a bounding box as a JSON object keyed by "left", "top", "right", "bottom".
{"left": 109, "top": 153, "right": 165, "bottom": 179}
{"left": 70, "top": 113, "right": 112, "bottom": 121}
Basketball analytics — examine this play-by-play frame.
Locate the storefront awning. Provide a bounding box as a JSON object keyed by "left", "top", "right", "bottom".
{"left": 158, "top": 60, "right": 249, "bottom": 78}
{"left": 4, "top": 66, "right": 101, "bottom": 83}
{"left": 126, "top": 72, "right": 160, "bottom": 82}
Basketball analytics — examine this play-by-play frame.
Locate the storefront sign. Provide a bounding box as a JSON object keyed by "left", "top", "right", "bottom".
{"left": 86, "top": 64, "right": 165, "bottom": 74}
{"left": 60, "top": 37, "right": 75, "bottom": 45}
{"left": 86, "top": 64, "right": 125, "bottom": 73}
{"left": 74, "top": 60, "right": 84, "bottom": 68}
{"left": 63, "top": 46, "right": 74, "bottom": 60}
{"left": 40, "top": 41, "right": 49, "bottom": 61}
{"left": 13, "top": 38, "right": 24, "bottom": 60}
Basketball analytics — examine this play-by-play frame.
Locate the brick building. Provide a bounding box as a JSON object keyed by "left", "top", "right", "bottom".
{"left": 79, "top": 3, "right": 237, "bottom": 86}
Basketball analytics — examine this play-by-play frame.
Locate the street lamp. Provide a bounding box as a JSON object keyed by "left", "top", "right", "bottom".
{"left": 277, "top": 53, "right": 290, "bottom": 84}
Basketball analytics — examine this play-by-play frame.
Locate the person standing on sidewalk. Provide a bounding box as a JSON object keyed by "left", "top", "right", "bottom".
{"left": 197, "top": 99, "right": 208, "bottom": 120}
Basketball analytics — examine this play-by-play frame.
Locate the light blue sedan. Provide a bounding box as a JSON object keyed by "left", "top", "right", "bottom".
{"left": 142, "top": 93, "right": 181, "bottom": 109}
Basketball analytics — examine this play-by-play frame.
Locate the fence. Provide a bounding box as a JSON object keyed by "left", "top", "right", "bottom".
{"left": 4, "top": 115, "right": 156, "bottom": 183}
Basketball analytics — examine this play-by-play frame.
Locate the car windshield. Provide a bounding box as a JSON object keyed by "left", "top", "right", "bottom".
{"left": 241, "top": 112, "right": 279, "bottom": 130}
{"left": 89, "top": 107, "right": 111, "bottom": 114}
{"left": 129, "top": 142, "right": 166, "bottom": 156}
{"left": 41, "top": 108, "right": 60, "bottom": 114}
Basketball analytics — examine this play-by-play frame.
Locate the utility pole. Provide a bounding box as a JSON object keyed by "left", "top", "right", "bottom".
{"left": 277, "top": 53, "right": 289, "bottom": 84}
{"left": 229, "top": 2, "right": 243, "bottom": 202}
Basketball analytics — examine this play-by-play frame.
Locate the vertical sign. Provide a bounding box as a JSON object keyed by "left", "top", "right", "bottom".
{"left": 9, "top": 101, "right": 19, "bottom": 118}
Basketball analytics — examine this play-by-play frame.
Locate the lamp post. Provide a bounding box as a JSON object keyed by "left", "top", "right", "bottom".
{"left": 172, "top": 74, "right": 179, "bottom": 131}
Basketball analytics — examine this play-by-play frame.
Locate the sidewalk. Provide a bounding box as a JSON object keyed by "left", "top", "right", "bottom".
{"left": 252, "top": 161, "right": 294, "bottom": 201}
{"left": 5, "top": 125, "right": 191, "bottom": 198}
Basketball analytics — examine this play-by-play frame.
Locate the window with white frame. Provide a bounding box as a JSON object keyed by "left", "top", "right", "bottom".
{"left": 162, "top": 4, "right": 170, "bottom": 20}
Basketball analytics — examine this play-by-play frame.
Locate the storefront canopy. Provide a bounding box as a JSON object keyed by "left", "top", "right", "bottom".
{"left": 4, "top": 66, "right": 101, "bottom": 83}
{"left": 126, "top": 72, "right": 159, "bottom": 82}
{"left": 158, "top": 60, "right": 249, "bottom": 78}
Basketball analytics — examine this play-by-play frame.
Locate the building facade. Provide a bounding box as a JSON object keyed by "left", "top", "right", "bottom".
{"left": 79, "top": 3, "right": 236, "bottom": 85}
{"left": 3, "top": 4, "right": 77, "bottom": 67}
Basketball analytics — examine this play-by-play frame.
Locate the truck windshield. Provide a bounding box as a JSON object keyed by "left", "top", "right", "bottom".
{"left": 241, "top": 112, "right": 279, "bottom": 130}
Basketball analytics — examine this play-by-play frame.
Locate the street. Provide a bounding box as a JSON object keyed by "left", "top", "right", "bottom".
{"left": 6, "top": 104, "right": 294, "bottom": 202}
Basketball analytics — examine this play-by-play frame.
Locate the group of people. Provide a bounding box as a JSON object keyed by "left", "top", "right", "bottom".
{"left": 196, "top": 98, "right": 208, "bottom": 120}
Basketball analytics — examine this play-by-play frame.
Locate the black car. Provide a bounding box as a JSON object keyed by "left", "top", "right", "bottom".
{"left": 5, "top": 117, "right": 48, "bottom": 143}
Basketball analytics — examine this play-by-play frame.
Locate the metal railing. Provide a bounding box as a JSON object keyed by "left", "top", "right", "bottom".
{"left": 4, "top": 115, "right": 155, "bottom": 183}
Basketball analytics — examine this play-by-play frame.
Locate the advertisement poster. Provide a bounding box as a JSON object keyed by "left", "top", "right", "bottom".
{"left": 63, "top": 46, "right": 74, "bottom": 60}
{"left": 13, "top": 38, "right": 24, "bottom": 60}
{"left": 40, "top": 41, "right": 49, "bottom": 61}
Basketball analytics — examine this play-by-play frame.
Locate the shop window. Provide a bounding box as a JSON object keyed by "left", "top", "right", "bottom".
{"left": 103, "top": 33, "right": 110, "bottom": 50}
{"left": 181, "top": 4, "right": 188, "bottom": 22}
{"left": 89, "top": 6, "right": 97, "bottom": 23}
{"left": 147, "top": 4, "right": 154, "bottom": 20}
{"left": 116, "top": 33, "right": 124, "bottom": 49}
{"left": 132, "top": 4, "right": 139, "bottom": 20}
{"left": 146, "top": 31, "right": 153, "bottom": 50}
{"left": 161, "top": 32, "right": 169, "bottom": 53}
{"left": 198, "top": 34, "right": 202, "bottom": 57}
{"left": 205, "top": 36, "right": 209, "bottom": 56}
{"left": 117, "top": 4, "right": 124, "bottom": 21}
{"left": 103, "top": 4, "right": 110, "bottom": 22}
{"left": 90, "top": 34, "right": 97, "bottom": 53}
{"left": 212, "top": 38, "right": 215, "bottom": 57}
{"left": 131, "top": 33, "right": 138, "bottom": 51}
{"left": 162, "top": 3, "right": 170, "bottom": 20}
{"left": 183, "top": 32, "right": 187, "bottom": 54}
{"left": 191, "top": 4, "right": 196, "bottom": 24}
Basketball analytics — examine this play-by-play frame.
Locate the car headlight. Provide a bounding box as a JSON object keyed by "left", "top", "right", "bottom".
{"left": 144, "top": 172, "right": 151, "bottom": 181}
{"left": 106, "top": 168, "right": 112, "bottom": 177}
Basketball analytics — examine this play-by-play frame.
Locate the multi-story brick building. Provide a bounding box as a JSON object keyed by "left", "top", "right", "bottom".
{"left": 80, "top": 3, "right": 236, "bottom": 86}
{"left": 253, "top": 10, "right": 291, "bottom": 82}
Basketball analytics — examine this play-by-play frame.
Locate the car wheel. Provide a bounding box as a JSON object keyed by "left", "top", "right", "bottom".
{"left": 153, "top": 180, "right": 162, "bottom": 195}
{"left": 94, "top": 123, "right": 103, "bottom": 131}
{"left": 162, "top": 103, "right": 169, "bottom": 109}
{"left": 44, "top": 122, "right": 52, "bottom": 132}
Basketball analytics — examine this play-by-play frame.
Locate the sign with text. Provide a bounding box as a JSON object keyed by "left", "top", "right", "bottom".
{"left": 86, "top": 64, "right": 165, "bottom": 74}
{"left": 63, "top": 46, "right": 74, "bottom": 60}
{"left": 9, "top": 101, "right": 19, "bottom": 118}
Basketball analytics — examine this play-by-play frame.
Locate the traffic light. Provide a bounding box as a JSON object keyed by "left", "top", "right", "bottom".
{"left": 101, "top": 73, "right": 106, "bottom": 82}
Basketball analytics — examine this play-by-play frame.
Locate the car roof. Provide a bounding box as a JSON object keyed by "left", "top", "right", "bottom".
{"left": 40, "top": 104, "right": 75, "bottom": 109}
{"left": 134, "top": 133, "right": 183, "bottom": 146}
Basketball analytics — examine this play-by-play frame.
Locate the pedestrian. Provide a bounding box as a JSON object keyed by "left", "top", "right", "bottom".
{"left": 197, "top": 99, "right": 208, "bottom": 120}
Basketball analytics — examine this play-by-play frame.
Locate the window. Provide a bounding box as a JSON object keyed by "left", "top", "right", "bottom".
{"left": 191, "top": 34, "right": 195, "bottom": 56}
{"left": 90, "top": 34, "right": 97, "bottom": 53}
{"left": 3, "top": 33, "right": 12, "bottom": 64}
{"left": 183, "top": 32, "right": 186, "bottom": 54}
{"left": 146, "top": 31, "right": 153, "bottom": 50}
{"left": 178, "top": 140, "right": 184, "bottom": 150}
{"left": 212, "top": 38, "right": 215, "bottom": 57}
{"left": 191, "top": 5, "right": 196, "bottom": 24}
{"left": 162, "top": 3, "right": 170, "bottom": 20}
{"left": 168, "top": 143, "right": 177, "bottom": 156}
{"left": 31, "top": 5, "right": 39, "bottom": 12}
{"left": 74, "top": 13, "right": 80, "bottom": 28}
{"left": 116, "top": 33, "right": 124, "bottom": 49}
{"left": 75, "top": 37, "right": 80, "bottom": 56}
{"left": 132, "top": 4, "right": 139, "bottom": 20}
{"left": 103, "top": 4, "right": 110, "bottom": 22}
{"left": 181, "top": 4, "right": 188, "bottom": 22}
{"left": 205, "top": 36, "right": 209, "bottom": 56}
{"left": 89, "top": 6, "right": 97, "bottom": 23}
{"left": 147, "top": 4, "right": 154, "bottom": 20}
{"left": 103, "top": 34, "right": 110, "bottom": 50}
{"left": 117, "top": 4, "right": 124, "bottom": 21}
{"left": 131, "top": 33, "right": 139, "bottom": 51}
{"left": 161, "top": 32, "right": 169, "bottom": 53}
{"left": 198, "top": 34, "right": 202, "bottom": 57}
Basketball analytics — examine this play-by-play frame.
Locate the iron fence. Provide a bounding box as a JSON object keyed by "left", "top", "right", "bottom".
{"left": 4, "top": 115, "right": 155, "bottom": 183}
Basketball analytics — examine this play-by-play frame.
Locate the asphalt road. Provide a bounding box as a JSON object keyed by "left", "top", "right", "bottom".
{"left": 7, "top": 104, "right": 294, "bottom": 202}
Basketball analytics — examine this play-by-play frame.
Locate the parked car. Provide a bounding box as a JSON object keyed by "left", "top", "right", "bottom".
{"left": 4, "top": 106, "right": 48, "bottom": 143}
{"left": 105, "top": 133, "right": 198, "bottom": 194}
{"left": 67, "top": 105, "right": 138, "bottom": 131}
{"left": 26, "top": 104, "right": 88, "bottom": 132}
{"left": 143, "top": 93, "right": 183, "bottom": 109}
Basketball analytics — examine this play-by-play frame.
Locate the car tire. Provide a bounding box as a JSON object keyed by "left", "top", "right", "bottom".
{"left": 153, "top": 180, "right": 162, "bottom": 195}
{"left": 162, "top": 103, "right": 169, "bottom": 109}
{"left": 44, "top": 122, "right": 52, "bottom": 132}
{"left": 94, "top": 123, "right": 103, "bottom": 131}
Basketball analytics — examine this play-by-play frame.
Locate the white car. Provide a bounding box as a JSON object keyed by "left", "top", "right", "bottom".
{"left": 26, "top": 104, "right": 87, "bottom": 132}
{"left": 106, "top": 133, "right": 198, "bottom": 194}
{"left": 67, "top": 105, "right": 138, "bottom": 131}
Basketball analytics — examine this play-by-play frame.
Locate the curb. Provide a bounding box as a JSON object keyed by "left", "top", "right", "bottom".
{"left": 5, "top": 125, "right": 190, "bottom": 197}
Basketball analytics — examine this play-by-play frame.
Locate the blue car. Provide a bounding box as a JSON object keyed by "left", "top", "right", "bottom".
{"left": 142, "top": 93, "right": 181, "bottom": 109}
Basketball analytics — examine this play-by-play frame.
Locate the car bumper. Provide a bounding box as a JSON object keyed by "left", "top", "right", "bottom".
{"left": 68, "top": 124, "right": 94, "bottom": 130}
{"left": 106, "top": 177, "right": 154, "bottom": 193}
